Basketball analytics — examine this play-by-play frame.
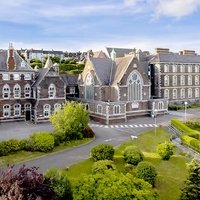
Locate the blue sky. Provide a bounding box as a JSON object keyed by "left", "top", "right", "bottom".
{"left": 1, "top": 0, "right": 200, "bottom": 53}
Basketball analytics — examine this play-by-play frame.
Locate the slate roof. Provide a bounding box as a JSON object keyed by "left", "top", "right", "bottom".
{"left": 0, "top": 50, "right": 33, "bottom": 71}
{"left": 61, "top": 74, "right": 79, "bottom": 85}
{"left": 106, "top": 47, "right": 135, "bottom": 58}
{"left": 32, "top": 68, "right": 49, "bottom": 87}
{"left": 90, "top": 57, "right": 116, "bottom": 85}
{"left": 151, "top": 53, "right": 200, "bottom": 63}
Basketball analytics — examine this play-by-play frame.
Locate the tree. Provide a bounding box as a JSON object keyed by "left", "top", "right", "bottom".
{"left": 44, "top": 168, "right": 72, "bottom": 200}
{"left": 50, "top": 102, "right": 89, "bottom": 141}
{"left": 0, "top": 165, "right": 56, "bottom": 200}
{"left": 180, "top": 159, "right": 200, "bottom": 200}
{"left": 73, "top": 170, "right": 158, "bottom": 200}
{"left": 136, "top": 161, "right": 157, "bottom": 186}
{"left": 123, "top": 146, "right": 144, "bottom": 165}
{"left": 91, "top": 144, "right": 115, "bottom": 161}
{"left": 157, "top": 141, "right": 174, "bottom": 160}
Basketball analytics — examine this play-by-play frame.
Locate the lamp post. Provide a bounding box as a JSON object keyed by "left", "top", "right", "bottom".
{"left": 154, "top": 109, "right": 157, "bottom": 136}
{"left": 184, "top": 102, "right": 188, "bottom": 123}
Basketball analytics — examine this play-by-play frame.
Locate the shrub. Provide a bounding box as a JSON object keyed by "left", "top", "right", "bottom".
{"left": 181, "top": 135, "right": 200, "bottom": 153}
{"left": 83, "top": 126, "right": 95, "bottom": 138}
{"left": 123, "top": 146, "right": 144, "bottom": 165}
{"left": 45, "top": 168, "right": 72, "bottom": 200}
{"left": 91, "top": 144, "right": 115, "bottom": 161}
{"left": 92, "top": 160, "right": 116, "bottom": 174}
{"left": 136, "top": 161, "right": 157, "bottom": 186}
{"left": 29, "top": 132, "right": 55, "bottom": 152}
{"left": 0, "top": 141, "right": 10, "bottom": 156}
{"left": 157, "top": 141, "right": 174, "bottom": 160}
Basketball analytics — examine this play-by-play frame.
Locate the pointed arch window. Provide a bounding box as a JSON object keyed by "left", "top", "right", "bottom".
{"left": 14, "top": 84, "right": 21, "bottom": 98}
{"left": 14, "top": 104, "right": 21, "bottom": 117}
{"left": 188, "top": 88, "right": 192, "bottom": 98}
{"left": 195, "top": 88, "right": 199, "bottom": 98}
{"left": 172, "top": 75, "right": 177, "bottom": 86}
{"left": 188, "top": 75, "right": 192, "bottom": 85}
{"left": 180, "top": 89, "right": 185, "bottom": 99}
{"left": 172, "top": 89, "right": 177, "bottom": 99}
{"left": 164, "top": 89, "right": 169, "bottom": 99}
{"left": 24, "top": 84, "right": 31, "bottom": 98}
{"left": 195, "top": 75, "right": 199, "bottom": 85}
{"left": 43, "top": 104, "right": 51, "bottom": 117}
{"left": 85, "top": 73, "right": 94, "bottom": 100}
{"left": 164, "top": 75, "right": 169, "bottom": 86}
{"left": 48, "top": 83, "right": 56, "bottom": 98}
{"left": 3, "top": 84, "right": 10, "bottom": 99}
{"left": 54, "top": 103, "right": 61, "bottom": 112}
{"left": 127, "top": 71, "right": 143, "bottom": 101}
{"left": 180, "top": 75, "right": 185, "bottom": 85}
{"left": 3, "top": 104, "right": 10, "bottom": 118}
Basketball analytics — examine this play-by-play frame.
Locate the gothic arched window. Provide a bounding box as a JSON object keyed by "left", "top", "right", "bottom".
{"left": 127, "top": 71, "right": 143, "bottom": 101}
{"left": 85, "top": 73, "right": 94, "bottom": 100}
{"left": 48, "top": 83, "right": 56, "bottom": 98}
{"left": 14, "top": 84, "right": 21, "bottom": 98}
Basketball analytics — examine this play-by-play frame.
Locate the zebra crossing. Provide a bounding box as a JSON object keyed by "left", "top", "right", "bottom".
{"left": 89, "top": 123, "right": 158, "bottom": 129}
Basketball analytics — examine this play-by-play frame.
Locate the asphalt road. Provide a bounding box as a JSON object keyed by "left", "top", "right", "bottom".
{"left": 0, "top": 109, "right": 199, "bottom": 172}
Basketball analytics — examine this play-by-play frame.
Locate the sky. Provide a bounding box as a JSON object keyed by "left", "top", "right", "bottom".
{"left": 1, "top": 0, "right": 200, "bottom": 53}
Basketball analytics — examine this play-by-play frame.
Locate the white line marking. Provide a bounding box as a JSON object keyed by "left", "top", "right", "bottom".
{"left": 134, "top": 125, "right": 138, "bottom": 127}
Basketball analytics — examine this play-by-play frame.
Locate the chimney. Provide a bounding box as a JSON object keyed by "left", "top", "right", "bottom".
{"left": 155, "top": 48, "right": 170, "bottom": 54}
{"left": 181, "top": 50, "right": 196, "bottom": 56}
{"left": 7, "top": 43, "right": 15, "bottom": 71}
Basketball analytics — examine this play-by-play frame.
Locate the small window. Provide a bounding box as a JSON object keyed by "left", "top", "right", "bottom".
{"left": 97, "top": 104, "right": 102, "bottom": 114}
{"left": 180, "top": 75, "right": 185, "bottom": 85}
{"left": 188, "top": 65, "right": 192, "bottom": 73}
{"left": 195, "top": 65, "right": 199, "bottom": 73}
{"left": 3, "top": 84, "right": 10, "bottom": 99}
{"left": 173, "top": 64, "right": 177, "bottom": 73}
{"left": 54, "top": 103, "right": 61, "bottom": 112}
{"left": 113, "top": 105, "right": 120, "bottom": 114}
{"left": 172, "top": 75, "right": 177, "bottom": 86}
{"left": 14, "top": 84, "right": 21, "bottom": 98}
{"left": 180, "top": 65, "right": 185, "bottom": 73}
{"left": 195, "top": 75, "right": 199, "bottom": 85}
{"left": 164, "top": 75, "right": 169, "bottom": 86}
{"left": 180, "top": 89, "right": 185, "bottom": 99}
{"left": 2, "top": 73, "right": 10, "bottom": 80}
{"left": 172, "top": 89, "right": 177, "bottom": 99}
{"left": 24, "top": 84, "right": 31, "bottom": 98}
{"left": 14, "top": 104, "right": 21, "bottom": 117}
{"left": 48, "top": 83, "right": 56, "bottom": 98}
{"left": 195, "top": 88, "right": 199, "bottom": 98}
{"left": 188, "top": 88, "right": 192, "bottom": 98}
{"left": 3, "top": 104, "right": 10, "bottom": 118}
{"left": 164, "top": 89, "right": 169, "bottom": 99}
{"left": 25, "top": 103, "right": 31, "bottom": 110}
{"left": 43, "top": 104, "right": 51, "bottom": 117}
{"left": 24, "top": 74, "right": 31, "bottom": 80}
{"left": 158, "top": 102, "right": 164, "bottom": 110}
{"left": 13, "top": 74, "right": 20, "bottom": 80}
{"left": 70, "top": 87, "right": 75, "bottom": 94}
{"left": 164, "top": 64, "right": 169, "bottom": 73}
{"left": 188, "top": 75, "right": 192, "bottom": 85}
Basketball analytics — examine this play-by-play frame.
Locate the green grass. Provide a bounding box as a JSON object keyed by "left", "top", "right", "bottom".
{"left": 65, "top": 128, "right": 189, "bottom": 200}
{"left": 0, "top": 138, "right": 92, "bottom": 167}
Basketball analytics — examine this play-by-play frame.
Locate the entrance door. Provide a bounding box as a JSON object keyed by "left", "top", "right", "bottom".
{"left": 25, "top": 110, "right": 31, "bottom": 121}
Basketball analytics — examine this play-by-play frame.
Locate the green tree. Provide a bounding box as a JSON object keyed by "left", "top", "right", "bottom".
{"left": 157, "top": 141, "right": 174, "bottom": 160}
{"left": 136, "top": 161, "right": 157, "bottom": 186}
{"left": 73, "top": 170, "right": 158, "bottom": 200}
{"left": 50, "top": 102, "right": 89, "bottom": 141}
{"left": 91, "top": 144, "right": 115, "bottom": 161}
{"left": 45, "top": 168, "right": 72, "bottom": 200}
{"left": 180, "top": 159, "right": 200, "bottom": 200}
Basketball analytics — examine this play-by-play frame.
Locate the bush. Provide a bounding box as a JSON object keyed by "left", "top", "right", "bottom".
{"left": 92, "top": 160, "right": 116, "bottom": 174}
{"left": 29, "top": 132, "right": 55, "bottom": 152}
{"left": 91, "top": 144, "right": 115, "bottom": 161}
{"left": 123, "top": 146, "right": 144, "bottom": 165}
{"left": 83, "top": 126, "right": 95, "bottom": 138}
{"left": 45, "top": 168, "right": 72, "bottom": 200}
{"left": 181, "top": 135, "right": 200, "bottom": 153}
{"left": 136, "top": 161, "right": 157, "bottom": 186}
{"left": 157, "top": 141, "right": 174, "bottom": 160}
{"left": 0, "top": 141, "right": 10, "bottom": 156}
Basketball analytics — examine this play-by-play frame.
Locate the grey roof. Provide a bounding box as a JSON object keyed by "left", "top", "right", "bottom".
{"left": 20, "top": 49, "right": 64, "bottom": 54}
{"left": 61, "top": 74, "right": 78, "bottom": 85}
{"left": 90, "top": 57, "right": 116, "bottom": 85}
{"left": 151, "top": 53, "right": 200, "bottom": 63}
{"left": 0, "top": 50, "right": 33, "bottom": 71}
{"left": 106, "top": 47, "right": 135, "bottom": 58}
{"left": 32, "top": 68, "right": 49, "bottom": 87}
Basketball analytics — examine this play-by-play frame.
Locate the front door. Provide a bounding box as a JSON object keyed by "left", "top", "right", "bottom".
{"left": 25, "top": 110, "right": 31, "bottom": 121}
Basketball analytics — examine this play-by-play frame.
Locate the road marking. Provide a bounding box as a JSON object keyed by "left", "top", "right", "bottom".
{"left": 120, "top": 125, "right": 124, "bottom": 128}
{"left": 125, "top": 125, "right": 129, "bottom": 128}
{"left": 154, "top": 124, "right": 158, "bottom": 127}
{"left": 104, "top": 139, "right": 112, "bottom": 142}
{"left": 139, "top": 124, "right": 143, "bottom": 127}
{"left": 115, "top": 125, "right": 119, "bottom": 128}
{"left": 110, "top": 125, "right": 114, "bottom": 128}
{"left": 149, "top": 124, "right": 153, "bottom": 127}
{"left": 134, "top": 125, "right": 138, "bottom": 127}
{"left": 144, "top": 124, "right": 148, "bottom": 127}
{"left": 129, "top": 125, "right": 133, "bottom": 128}
{"left": 104, "top": 125, "right": 109, "bottom": 128}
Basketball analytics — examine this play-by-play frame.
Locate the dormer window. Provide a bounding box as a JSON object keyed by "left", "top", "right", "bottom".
{"left": 48, "top": 83, "right": 56, "bottom": 98}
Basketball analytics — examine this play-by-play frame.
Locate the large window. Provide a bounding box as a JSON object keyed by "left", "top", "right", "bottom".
{"left": 48, "top": 83, "right": 56, "bottom": 98}
{"left": 188, "top": 75, "right": 192, "bottom": 85}
{"left": 172, "top": 89, "right": 177, "bottom": 99}
{"left": 164, "top": 75, "right": 169, "bottom": 86}
{"left": 24, "top": 84, "right": 31, "bottom": 98}
{"left": 13, "top": 84, "right": 21, "bottom": 98}
{"left": 14, "top": 104, "right": 21, "bottom": 117}
{"left": 127, "top": 71, "right": 143, "bottom": 101}
{"left": 180, "top": 89, "right": 185, "bottom": 99}
{"left": 188, "top": 88, "right": 192, "bottom": 98}
{"left": 113, "top": 105, "right": 120, "bottom": 114}
{"left": 3, "top": 84, "right": 10, "bottom": 99}
{"left": 195, "top": 65, "right": 199, "bottom": 73}
{"left": 180, "top": 75, "right": 185, "bottom": 85}
{"left": 188, "top": 65, "right": 192, "bottom": 73}
{"left": 195, "top": 75, "right": 199, "bottom": 85}
{"left": 164, "top": 89, "right": 169, "bottom": 99}
{"left": 164, "top": 64, "right": 169, "bottom": 72}
{"left": 85, "top": 73, "right": 94, "bottom": 100}
{"left": 3, "top": 104, "right": 10, "bottom": 118}
{"left": 195, "top": 88, "right": 199, "bottom": 98}
{"left": 43, "top": 104, "right": 51, "bottom": 117}
{"left": 173, "top": 64, "right": 177, "bottom": 73}
{"left": 172, "top": 75, "right": 177, "bottom": 86}
{"left": 180, "top": 65, "right": 185, "bottom": 73}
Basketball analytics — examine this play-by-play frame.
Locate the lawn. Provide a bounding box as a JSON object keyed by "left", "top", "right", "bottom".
{"left": 65, "top": 128, "right": 190, "bottom": 200}
{"left": 0, "top": 138, "right": 92, "bottom": 167}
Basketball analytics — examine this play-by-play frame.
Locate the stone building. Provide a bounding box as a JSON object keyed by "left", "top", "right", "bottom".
{"left": 0, "top": 44, "right": 65, "bottom": 123}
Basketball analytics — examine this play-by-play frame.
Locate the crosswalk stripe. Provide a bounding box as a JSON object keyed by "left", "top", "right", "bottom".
{"left": 110, "top": 125, "right": 114, "bottom": 128}
{"left": 149, "top": 124, "right": 153, "bottom": 127}
{"left": 120, "top": 125, "right": 124, "bottom": 128}
{"left": 134, "top": 125, "right": 138, "bottom": 127}
{"left": 144, "top": 124, "right": 148, "bottom": 127}
{"left": 125, "top": 125, "right": 129, "bottom": 128}
{"left": 139, "top": 124, "right": 143, "bottom": 127}
{"left": 115, "top": 125, "right": 119, "bottom": 128}
{"left": 104, "top": 125, "right": 109, "bottom": 128}
{"left": 99, "top": 125, "right": 103, "bottom": 128}
{"left": 129, "top": 125, "right": 133, "bottom": 128}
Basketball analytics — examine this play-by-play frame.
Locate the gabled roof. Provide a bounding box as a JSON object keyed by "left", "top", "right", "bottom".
{"left": 106, "top": 47, "right": 134, "bottom": 58}
{"left": 61, "top": 74, "right": 79, "bottom": 85}
{"left": 150, "top": 53, "right": 200, "bottom": 63}
{"left": 0, "top": 50, "right": 33, "bottom": 71}
{"left": 44, "top": 56, "right": 53, "bottom": 68}
{"left": 93, "top": 51, "right": 108, "bottom": 58}
{"left": 90, "top": 57, "right": 115, "bottom": 85}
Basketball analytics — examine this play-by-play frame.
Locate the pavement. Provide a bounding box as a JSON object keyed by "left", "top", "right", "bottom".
{"left": 0, "top": 108, "right": 199, "bottom": 172}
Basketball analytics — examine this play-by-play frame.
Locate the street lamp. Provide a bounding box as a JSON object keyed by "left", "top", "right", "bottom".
{"left": 154, "top": 109, "right": 157, "bottom": 136}
{"left": 184, "top": 102, "right": 188, "bottom": 123}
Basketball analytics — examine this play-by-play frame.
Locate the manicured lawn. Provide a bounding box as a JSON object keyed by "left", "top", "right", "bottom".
{"left": 0, "top": 138, "right": 92, "bottom": 167}
{"left": 65, "top": 128, "right": 190, "bottom": 200}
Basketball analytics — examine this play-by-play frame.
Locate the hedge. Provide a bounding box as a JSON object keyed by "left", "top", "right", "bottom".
{"left": 181, "top": 135, "right": 200, "bottom": 153}
{"left": 171, "top": 119, "right": 195, "bottom": 134}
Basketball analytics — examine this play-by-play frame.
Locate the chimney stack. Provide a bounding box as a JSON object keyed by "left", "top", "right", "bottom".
{"left": 179, "top": 50, "right": 196, "bottom": 56}
{"left": 7, "top": 43, "right": 15, "bottom": 71}
{"left": 155, "top": 48, "right": 170, "bottom": 54}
